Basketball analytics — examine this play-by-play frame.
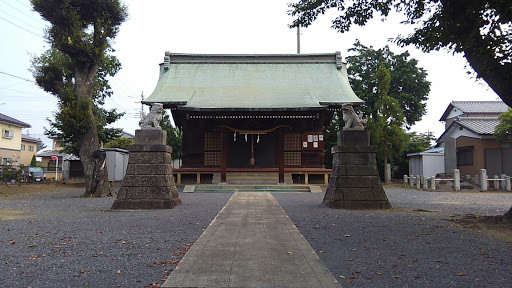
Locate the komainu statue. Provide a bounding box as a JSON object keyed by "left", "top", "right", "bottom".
{"left": 139, "top": 103, "right": 164, "bottom": 129}
{"left": 342, "top": 103, "right": 366, "bottom": 130}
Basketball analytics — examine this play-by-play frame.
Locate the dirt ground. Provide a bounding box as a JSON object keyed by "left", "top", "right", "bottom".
{"left": 0, "top": 182, "right": 85, "bottom": 197}
{"left": 449, "top": 213, "right": 512, "bottom": 241}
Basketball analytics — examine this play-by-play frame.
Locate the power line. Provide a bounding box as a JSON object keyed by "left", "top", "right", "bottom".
{"left": 0, "top": 71, "right": 36, "bottom": 83}
{"left": 0, "top": 0, "right": 46, "bottom": 29}
{"left": 0, "top": 15, "right": 44, "bottom": 38}
{"left": 13, "top": 0, "right": 32, "bottom": 9}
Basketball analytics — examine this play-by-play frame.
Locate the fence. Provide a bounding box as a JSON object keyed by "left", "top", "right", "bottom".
{"left": 404, "top": 169, "right": 511, "bottom": 192}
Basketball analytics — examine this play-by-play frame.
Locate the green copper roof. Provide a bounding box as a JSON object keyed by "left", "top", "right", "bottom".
{"left": 144, "top": 53, "right": 363, "bottom": 110}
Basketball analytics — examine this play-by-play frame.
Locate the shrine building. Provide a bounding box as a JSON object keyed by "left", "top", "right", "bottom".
{"left": 143, "top": 52, "right": 363, "bottom": 184}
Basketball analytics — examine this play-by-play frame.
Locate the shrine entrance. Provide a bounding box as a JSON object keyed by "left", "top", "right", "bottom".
{"left": 228, "top": 133, "right": 276, "bottom": 168}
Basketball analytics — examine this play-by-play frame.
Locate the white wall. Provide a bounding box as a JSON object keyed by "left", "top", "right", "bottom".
{"left": 423, "top": 154, "right": 445, "bottom": 177}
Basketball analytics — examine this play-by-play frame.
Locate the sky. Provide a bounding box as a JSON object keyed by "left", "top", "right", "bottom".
{"left": 0, "top": 0, "right": 501, "bottom": 149}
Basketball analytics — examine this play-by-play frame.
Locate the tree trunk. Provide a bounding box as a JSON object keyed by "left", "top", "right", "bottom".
{"left": 75, "top": 64, "right": 114, "bottom": 197}
{"left": 384, "top": 155, "right": 390, "bottom": 184}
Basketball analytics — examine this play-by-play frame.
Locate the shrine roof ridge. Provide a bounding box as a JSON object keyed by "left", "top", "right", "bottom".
{"left": 162, "top": 52, "right": 343, "bottom": 66}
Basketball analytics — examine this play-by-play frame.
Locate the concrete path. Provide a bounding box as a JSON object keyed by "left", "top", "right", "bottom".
{"left": 163, "top": 192, "right": 341, "bottom": 288}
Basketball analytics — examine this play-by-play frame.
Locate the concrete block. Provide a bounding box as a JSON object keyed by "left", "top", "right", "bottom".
{"left": 454, "top": 169, "right": 460, "bottom": 191}
{"left": 128, "top": 151, "right": 171, "bottom": 164}
{"left": 444, "top": 137, "right": 456, "bottom": 174}
{"left": 337, "top": 129, "right": 370, "bottom": 146}
{"left": 122, "top": 175, "right": 175, "bottom": 187}
{"left": 134, "top": 164, "right": 174, "bottom": 175}
{"left": 480, "top": 169, "right": 488, "bottom": 191}
{"left": 135, "top": 129, "right": 167, "bottom": 145}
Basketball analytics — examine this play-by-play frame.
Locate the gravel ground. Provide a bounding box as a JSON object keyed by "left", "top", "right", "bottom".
{"left": 274, "top": 188, "right": 512, "bottom": 288}
{"left": 1, "top": 186, "right": 511, "bottom": 288}
{"left": 0, "top": 186, "right": 232, "bottom": 288}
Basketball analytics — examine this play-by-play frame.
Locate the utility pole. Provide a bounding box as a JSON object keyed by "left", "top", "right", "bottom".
{"left": 297, "top": 25, "right": 301, "bottom": 54}
{"left": 140, "top": 91, "right": 144, "bottom": 120}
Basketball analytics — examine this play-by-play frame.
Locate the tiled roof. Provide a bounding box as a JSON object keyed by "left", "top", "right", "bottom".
{"left": 439, "top": 100, "right": 509, "bottom": 121}
{"left": 0, "top": 113, "right": 31, "bottom": 128}
{"left": 452, "top": 101, "right": 509, "bottom": 114}
{"left": 21, "top": 135, "right": 39, "bottom": 143}
{"left": 455, "top": 117, "right": 501, "bottom": 135}
{"left": 437, "top": 116, "right": 501, "bottom": 143}
{"left": 144, "top": 52, "right": 363, "bottom": 110}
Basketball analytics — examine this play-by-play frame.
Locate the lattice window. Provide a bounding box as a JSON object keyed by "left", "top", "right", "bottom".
{"left": 283, "top": 133, "right": 301, "bottom": 166}
{"left": 284, "top": 152, "right": 301, "bottom": 166}
{"left": 204, "top": 132, "right": 222, "bottom": 166}
{"left": 204, "top": 152, "right": 222, "bottom": 166}
{"left": 204, "top": 132, "right": 221, "bottom": 150}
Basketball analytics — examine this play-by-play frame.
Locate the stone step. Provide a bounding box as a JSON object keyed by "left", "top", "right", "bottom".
{"left": 191, "top": 185, "right": 311, "bottom": 193}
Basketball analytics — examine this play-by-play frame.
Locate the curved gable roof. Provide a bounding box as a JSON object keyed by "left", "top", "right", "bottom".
{"left": 144, "top": 52, "right": 363, "bottom": 111}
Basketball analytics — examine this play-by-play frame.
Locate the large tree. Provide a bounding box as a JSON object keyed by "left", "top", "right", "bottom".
{"left": 369, "top": 65, "right": 408, "bottom": 183}
{"left": 34, "top": 49, "right": 124, "bottom": 156}
{"left": 288, "top": 0, "right": 512, "bottom": 108}
{"left": 31, "top": 0, "right": 127, "bottom": 197}
{"left": 324, "top": 42, "right": 429, "bottom": 172}
{"left": 347, "top": 40, "right": 430, "bottom": 128}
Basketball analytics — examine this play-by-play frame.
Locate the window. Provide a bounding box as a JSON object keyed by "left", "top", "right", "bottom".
{"left": 3, "top": 129, "right": 13, "bottom": 139}
{"left": 457, "top": 146, "right": 473, "bottom": 166}
{"left": 284, "top": 133, "right": 302, "bottom": 166}
{"left": 28, "top": 145, "right": 34, "bottom": 152}
{"left": 1, "top": 158, "right": 12, "bottom": 165}
{"left": 21, "top": 144, "right": 26, "bottom": 150}
{"left": 204, "top": 132, "right": 222, "bottom": 166}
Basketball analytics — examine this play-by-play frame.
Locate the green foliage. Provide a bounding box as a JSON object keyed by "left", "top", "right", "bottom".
{"left": 160, "top": 111, "right": 182, "bottom": 160}
{"left": 324, "top": 42, "right": 429, "bottom": 167}
{"left": 323, "top": 111, "right": 341, "bottom": 168}
{"left": 104, "top": 137, "right": 134, "bottom": 150}
{"left": 32, "top": 48, "right": 124, "bottom": 156}
{"left": 30, "top": 155, "right": 37, "bottom": 167}
{"left": 288, "top": 0, "right": 512, "bottom": 107}
{"left": 0, "top": 166, "right": 21, "bottom": 183}
{"left": 368, "top": 65, "right": 408, "bottom": 179}
{"left": 494, "top": 108, "right": 512, "bottom": 143}
{"left": 346, "top": 40, "right": 430, "bottom": 128}
{"left": 31, "top": 0, "right": 127, "bottom": 66}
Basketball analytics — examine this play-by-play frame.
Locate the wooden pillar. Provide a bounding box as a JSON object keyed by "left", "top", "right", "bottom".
{"left": 278, "top": 132, "right": 284, "bottom": 183}
{"left": 221, "top": 131, "right": 227, "bottom": 183}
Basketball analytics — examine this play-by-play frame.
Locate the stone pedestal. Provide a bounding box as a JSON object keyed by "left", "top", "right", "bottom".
{"left": 323, "top": 129, "right": 391, "bottom": 209}
{"left": 111, "top": 129, "right": 182, "bottom": 209}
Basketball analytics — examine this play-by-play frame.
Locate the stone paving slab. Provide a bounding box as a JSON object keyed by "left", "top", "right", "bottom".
{"left": 162, "top": 192, "right": 341, "bottom": 288}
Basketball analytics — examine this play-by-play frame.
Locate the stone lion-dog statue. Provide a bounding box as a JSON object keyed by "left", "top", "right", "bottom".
{"left": 139, "top": 103, "right": 164, "bottom": 129}
{"left": 341, "top": 103, "right": 366, "bottom": 130}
